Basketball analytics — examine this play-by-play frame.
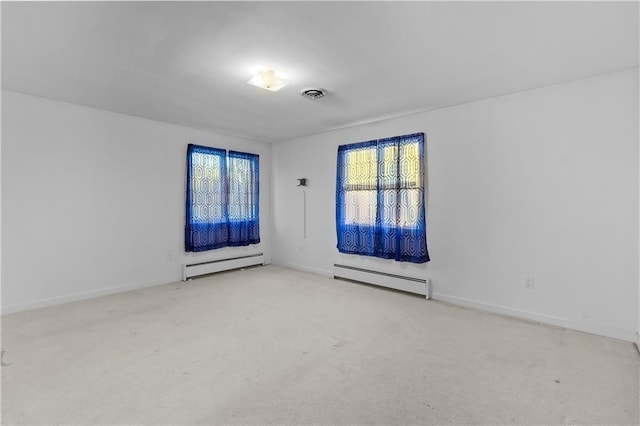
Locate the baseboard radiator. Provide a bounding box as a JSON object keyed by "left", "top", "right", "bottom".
{"left": 183, "top": 253, "right": 264, "bottom": 281}
{"left": 333, "top": 263, "right": 431, "bottom": 298}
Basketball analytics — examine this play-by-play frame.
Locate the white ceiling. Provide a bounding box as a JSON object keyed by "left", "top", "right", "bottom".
{"left": 2, "top": 1, "right": 638, "bottom": 143}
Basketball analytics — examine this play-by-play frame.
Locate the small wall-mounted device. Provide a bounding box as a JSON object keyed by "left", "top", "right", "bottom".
{"left": 297, "top": 178, "right": 307, "bottom": 187}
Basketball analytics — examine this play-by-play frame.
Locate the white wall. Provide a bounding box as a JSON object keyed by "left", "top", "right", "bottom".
{"left": 272, "top": 69, "right": 639, "bottom": 341}
{"left": 1, "top": 91, "right": 272, "bottom": 313}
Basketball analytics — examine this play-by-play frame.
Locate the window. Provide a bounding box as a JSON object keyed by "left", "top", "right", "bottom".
{"left": 336, "top": 133, "right": 429, "bottom": 263}
{"left": 185, "top": 144, "right": 260, "bottom": 252}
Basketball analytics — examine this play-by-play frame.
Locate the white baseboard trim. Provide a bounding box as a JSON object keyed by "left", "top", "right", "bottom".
{"left": 270, "top": 260, "right": 333, "bottom": 278}
{"left": 8, "top": 265, "right": 633, "bottom": 345}
{"left": 432, "top": 292, "right": 637, "bottom": 343}
{"left": 1, "top": 277, "right": 177, "bottom": 315}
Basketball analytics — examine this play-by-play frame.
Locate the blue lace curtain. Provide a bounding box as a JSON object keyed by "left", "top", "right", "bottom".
{"left": 336, "top": 133, "right": 429, "bottom": 263}
{"left": 185, "top": 144, "right": 260, "bottom": 252}
{"left": 227, "top": 150, "right": 260, "bottom": 246}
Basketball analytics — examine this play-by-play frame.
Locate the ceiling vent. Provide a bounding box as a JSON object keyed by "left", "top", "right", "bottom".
{"left": 300, "top": 88, "right": 327, "bottom": 100}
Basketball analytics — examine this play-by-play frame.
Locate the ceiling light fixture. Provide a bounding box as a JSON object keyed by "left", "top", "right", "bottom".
{"left": 247, "top": 69, "right": 287, "bottom": 92}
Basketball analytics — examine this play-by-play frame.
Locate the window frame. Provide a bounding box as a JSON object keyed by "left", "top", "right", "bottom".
{"left": 335, "top": 132, "right": 429, "bottom": 263}
{"left": 185, "top": 144, "right": 260, "bottom": 252}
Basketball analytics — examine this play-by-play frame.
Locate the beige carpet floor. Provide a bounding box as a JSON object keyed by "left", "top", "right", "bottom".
{"left": 2, "top": 265, "right": 638, "bottom": 425}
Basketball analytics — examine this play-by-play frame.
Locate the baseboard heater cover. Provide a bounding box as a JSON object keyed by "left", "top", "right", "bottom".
{"left": 183, "top": 253, "right": 264, "bottom": 280}
{"left": 333, "top": 263, "right": 431, "bottom": 298}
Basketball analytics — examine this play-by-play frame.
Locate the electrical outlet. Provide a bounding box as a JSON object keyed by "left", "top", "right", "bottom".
{"left": 524, "top": 276, "right": 534, "bottom": 289}
{"left": 167, "top": 251, "right": 174, "bottom": 262}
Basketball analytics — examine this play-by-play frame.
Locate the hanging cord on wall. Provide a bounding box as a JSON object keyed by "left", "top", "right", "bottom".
{"left": 297, "top": 178, "right": 308, "bottom": 240}
{"left": 302, "top": 190, "right": 307, "bottom": 239}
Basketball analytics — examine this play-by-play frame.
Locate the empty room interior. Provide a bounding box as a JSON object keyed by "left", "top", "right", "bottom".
{"left": 1, "top": 1, "right": 639, "bottom": 425}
